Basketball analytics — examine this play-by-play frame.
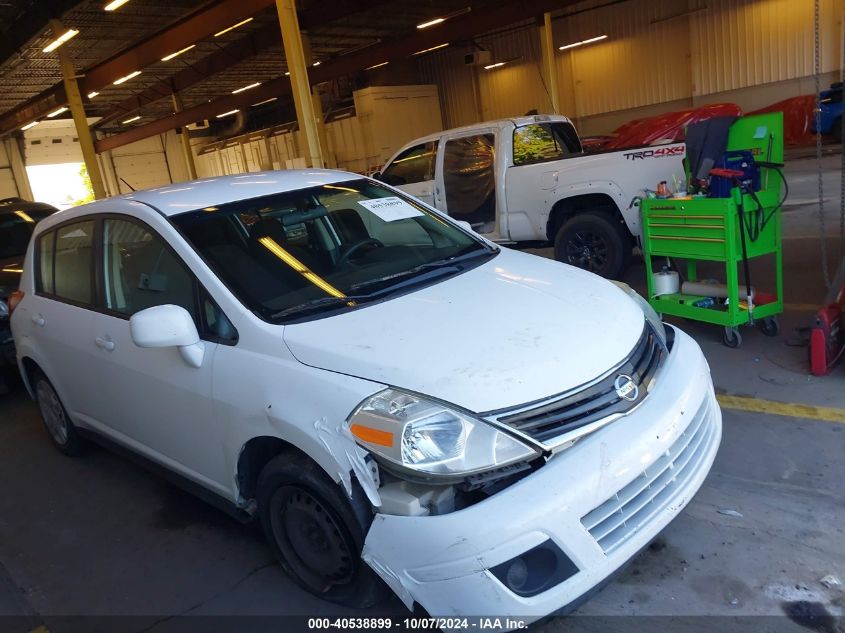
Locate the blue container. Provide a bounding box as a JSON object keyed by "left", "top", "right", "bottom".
{"left": 710, "top": 150, "right": 760, "bottom": 198}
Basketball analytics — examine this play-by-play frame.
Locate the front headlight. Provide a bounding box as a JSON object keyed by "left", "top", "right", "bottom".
{"left": 347, "top": 389, "right": 539, "bottom": 480}
{"left": 611, "top": 281, "right": 666, "bottom": 343}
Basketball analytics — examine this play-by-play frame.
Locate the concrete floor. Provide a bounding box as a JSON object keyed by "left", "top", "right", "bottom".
{"left": 0, "top": 155, "right": 843, "bottom": 632}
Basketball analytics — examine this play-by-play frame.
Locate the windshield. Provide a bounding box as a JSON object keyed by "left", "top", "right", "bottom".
{"left": 0, "top": 208, "right": 54, "bottom": 259}
{"left": 172, "top": 179, "right": 496, "bottom": 322}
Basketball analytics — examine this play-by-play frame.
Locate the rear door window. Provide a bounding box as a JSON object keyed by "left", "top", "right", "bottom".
{"left": 53, "top": 221, "right": 94, "bottom": 305}
{"left": 513, "top": 122, "right": 582, "bottom": 166}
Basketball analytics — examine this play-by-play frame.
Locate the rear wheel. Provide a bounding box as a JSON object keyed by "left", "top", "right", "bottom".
{"left": 33, "top": 370, "right": 83, "bottom": 456}
{"left": 257, "top": 454, "right": 386, "bottom": 607}
{"left": 553, "top": 211, "right": 630, "bottom": 279}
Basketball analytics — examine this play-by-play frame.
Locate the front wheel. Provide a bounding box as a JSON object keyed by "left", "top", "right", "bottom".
{"left": 257, "top": 454, "right": 386, "bottom": 607}
{"left": 553, "top": 211, "right": 630, "bottom": 279}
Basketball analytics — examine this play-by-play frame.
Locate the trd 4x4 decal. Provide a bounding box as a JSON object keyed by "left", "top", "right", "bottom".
{"left": 623, "top": 146, "right": 685, "bottom": 160}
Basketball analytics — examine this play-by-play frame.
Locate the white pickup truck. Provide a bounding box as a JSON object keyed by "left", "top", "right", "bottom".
{"left": 377, "top": 114, "right": 686, "bottom": 278}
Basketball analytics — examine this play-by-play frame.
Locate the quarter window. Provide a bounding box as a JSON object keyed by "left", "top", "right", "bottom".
{"left": 102, "top": 218, "right": 197, "bottom": 320}
{"left": 381, "top": 142, "right": 437, "bottom": 186}
{"left": 512, "top": 123, "right": 582, "bottom": 166}
{"left": 37, "top": 230, "right": 55, "bottom": 295}
{"left": 53, "top": 221, "right": 94, "bottom": 305}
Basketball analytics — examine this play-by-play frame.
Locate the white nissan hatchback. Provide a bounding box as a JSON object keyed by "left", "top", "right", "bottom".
{"left": 11, "top": 171, "right": 721, "bottom": 622}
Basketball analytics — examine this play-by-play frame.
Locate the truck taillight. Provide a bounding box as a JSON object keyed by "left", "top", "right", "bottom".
{"left": 8, "top": 290, "right": 24, "bottom": 316}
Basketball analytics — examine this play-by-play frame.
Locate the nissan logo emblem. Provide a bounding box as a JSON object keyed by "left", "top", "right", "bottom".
{"left": 614, "top": 374, "right": 639, "bottom": 402}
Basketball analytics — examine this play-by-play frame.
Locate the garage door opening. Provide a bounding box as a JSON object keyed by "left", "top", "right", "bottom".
{"left": 26, "top": 162, "right": 94, "bottom": 210}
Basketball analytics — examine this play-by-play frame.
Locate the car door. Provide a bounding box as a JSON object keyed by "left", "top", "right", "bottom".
{"left": 380, "top": 141, "right": 438, "bottom": 207}
{"left": 25, "top": 220, "right": 102, "bottom": 424}
{"left": 440, "top": 131, "right": 498, "bottom": 235}
{"left": 87, "top": 215, "right": 231, "bottom": 493}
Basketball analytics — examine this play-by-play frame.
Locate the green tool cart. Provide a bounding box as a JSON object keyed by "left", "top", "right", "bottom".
{"left": 641, "top": 112, "right": 785, "bottom": 348}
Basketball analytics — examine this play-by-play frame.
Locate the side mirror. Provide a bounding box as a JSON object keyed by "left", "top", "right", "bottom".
{"left": 130, "top": 304, "right": 205, "bottom": 368}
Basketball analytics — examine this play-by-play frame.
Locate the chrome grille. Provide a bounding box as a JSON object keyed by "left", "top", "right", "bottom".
{"left": 487, "top": 325, "right": 665, "bottom": 446}
{"left": 581, "top": 394, "right": 717, "bottom": 554}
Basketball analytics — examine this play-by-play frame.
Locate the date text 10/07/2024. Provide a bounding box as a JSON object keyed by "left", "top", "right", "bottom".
{"left": 307, "top": 618, "right": 529, "bottom": 630}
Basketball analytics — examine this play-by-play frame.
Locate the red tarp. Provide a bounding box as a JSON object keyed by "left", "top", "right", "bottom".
{"left": 748, "top": 94, "right": 817, "bottom": 145}
{"left": 594, "top": 103, "right": 743, "bottom": 151}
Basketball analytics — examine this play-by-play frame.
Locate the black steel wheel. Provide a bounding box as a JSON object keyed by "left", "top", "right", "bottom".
{"left": 554, "top": 211, "right": 630, "bottom": 279}
{"left": 257, "top": 454, "right": 387, "bottom": 607}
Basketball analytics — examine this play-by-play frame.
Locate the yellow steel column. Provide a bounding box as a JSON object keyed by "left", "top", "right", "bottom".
{"left": 311, "top": 87, "right": 334, "bottom": 168}
{"left": 51, "top": 20, "right": 107, "bottom": 199}
{"left": 4, "top": 137, "right": 34, "bottom": 200}
{"left": 539, "top": 13, "right": 560, "bottom": 114}
{"left": 275, "top": 0, "right": 324, "bottom": 168}
{"left": 171, "top": 93, "right": 198, "bottom": 180}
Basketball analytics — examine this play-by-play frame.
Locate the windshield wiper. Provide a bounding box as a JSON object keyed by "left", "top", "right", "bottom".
{"left": 270, "top": 296, "right": 362, "bottom": 320}
{"left": 349, "top": 248, "right": 492, "bottom": 294}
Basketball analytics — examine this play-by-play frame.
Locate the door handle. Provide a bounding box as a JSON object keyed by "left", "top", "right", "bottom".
{"left": 95, "top": 336, "right": 115, "bottom": 351}
{"left": 31, "top": 314, "right": 45, "bottom": 327}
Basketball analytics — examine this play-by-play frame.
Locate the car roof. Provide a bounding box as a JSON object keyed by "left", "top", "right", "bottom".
{"left": 390, "top": 114, "right": 574, "bottom": 152}
{"left": 71, "top": 169, "right": 362, "bottom": 218}
{"left": 0, "top": 198, "right": 59, "bottom": 215}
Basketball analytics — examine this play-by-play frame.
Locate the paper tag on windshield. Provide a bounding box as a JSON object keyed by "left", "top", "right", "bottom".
{"left": 357, "top": 197, "right": 423, "bottom": 222}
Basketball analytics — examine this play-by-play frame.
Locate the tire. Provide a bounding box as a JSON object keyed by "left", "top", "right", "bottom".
{"left": 723, "top": 327, "right": 742, "bottom": 349}
{"left": 553, "top": 211, "right": 631, "bottom": 279}
{"left": 760, "top": 316, "right": 779, "bottom": 337}
{"left": 257, "top": 453, "right": 387, "bottom": 607}
{"left": 33, "top": 370, "right": 83, "bottom": 456}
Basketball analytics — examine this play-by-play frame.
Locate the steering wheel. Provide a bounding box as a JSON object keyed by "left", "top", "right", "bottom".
{"left": 338, "top": 238, "right": 384, "bottom": 266}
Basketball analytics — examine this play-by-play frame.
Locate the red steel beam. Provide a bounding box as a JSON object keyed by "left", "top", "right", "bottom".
{"left": 94, "top": 0, "right": 387, "bottom": 128}
{"left": 0, "top": 0, "right": 275, "bottom": 135}
{"left": 96, "top": 0, "right": 580, "bottom": 153}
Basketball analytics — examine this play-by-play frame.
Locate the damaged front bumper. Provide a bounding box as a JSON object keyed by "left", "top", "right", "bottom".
{"left": 361, "top": 327, "right": 721, "bottom": 621}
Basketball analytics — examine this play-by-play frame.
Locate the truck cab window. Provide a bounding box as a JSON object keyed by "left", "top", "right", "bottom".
{"left": 381, "top": 142, "right": 437, "bottom": 186}
{"left": 513, "top": 123, "right": 582, "bottom": 166}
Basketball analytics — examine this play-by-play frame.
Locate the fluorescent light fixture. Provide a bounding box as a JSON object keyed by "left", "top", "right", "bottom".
{"left": 104, "top": 0, "right": 131, "bottom": 10}
{"left": 559, "top": 34, "right": 607, "bottom": 51}
{"left": 484, "top": 61, "right": 506, "bottom": 70}
{"left": 21, "top": 121, "right": 39, "bottom": 131}
{"left": 161, "top": 44, "right": 195, "bottom": 61}
{"left": 366, "top": 61, "right": 389, "bottom": 70}
{"left": 87, "top": 91, "right": 99, "bottom": 98}
{"left": 417, "top": 17, "right": 444, "bottom": 29}
{"left": 214, "top": 17, "right": 252, "bottom": 37}
{"left": 284, "top": 71, "right": 290, "bottom": 76}
{"left": 46, "top": 107, "right": 68, "bottom": 118}
{"left": 216, "top": 109, "right": 240, "bottom": 118}
{"left": 252, "top": 97, "right": 278, "bottom": 106}
{"left": 232, "top": 81, "right": 261, "bottom": 94}
{"left": 43, "top": 28, "right": 79, "bottom": 53}
{"left": 122, "top": 115, "right": 141, "bottom": 124}
{"left": 413, "top": 43, "right": 449, "bottom": 56}
{"left": 113, "top": 70, "right": 141, "bottom": 85}
{"left": 313, "top": 60, "right": 321, "bottom": 66}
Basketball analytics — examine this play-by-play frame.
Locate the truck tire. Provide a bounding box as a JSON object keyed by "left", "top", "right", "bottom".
{"left": 553, "top": 211, "right": 630, "bottom": 279}
{"left": 257, "top": 453, "right": 387, "bottom": 607}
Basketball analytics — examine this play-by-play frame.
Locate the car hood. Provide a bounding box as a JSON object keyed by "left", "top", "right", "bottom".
{"left": 0, "top": 256, "right": 22, "bottom": 299}
{"left": 283, "top": 249, "right": 644, "bottom": 413}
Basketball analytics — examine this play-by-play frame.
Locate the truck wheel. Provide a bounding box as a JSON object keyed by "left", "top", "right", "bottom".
{"left": 257, "top": 453, "right": 386, "bottom": 607}
{"left": 554, "top": 211, "right": 630, "bottom": 279}
{"left": 33, "top": 370, "right": 83, "bottom": 456}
